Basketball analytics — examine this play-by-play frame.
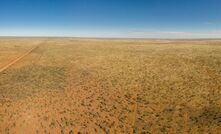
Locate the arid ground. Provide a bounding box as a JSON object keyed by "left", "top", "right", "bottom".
{"left": 0, "top": 38, "right": 221, "bottom": 134}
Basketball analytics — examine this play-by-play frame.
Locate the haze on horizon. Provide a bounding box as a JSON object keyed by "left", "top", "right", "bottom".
{"left": 0, "top": 0, "right": 221, "bottom": 39}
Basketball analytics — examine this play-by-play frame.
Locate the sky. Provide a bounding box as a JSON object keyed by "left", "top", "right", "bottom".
{"left": 0, "top": 0, "right": 221, "bottom": 38}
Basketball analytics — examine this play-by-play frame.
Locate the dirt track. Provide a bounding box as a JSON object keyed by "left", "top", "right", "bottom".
{"left": 0, "top": 42, "right": 41, "bottom": 73}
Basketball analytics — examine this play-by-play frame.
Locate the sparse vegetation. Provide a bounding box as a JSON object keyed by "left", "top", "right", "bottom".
{"left": 0, "top": 38, "right": 221, "bottom": 133}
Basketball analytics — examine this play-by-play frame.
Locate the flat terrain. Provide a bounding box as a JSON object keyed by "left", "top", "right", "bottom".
{"left": 0, "top": 38, "right": 221, "bottom": 134}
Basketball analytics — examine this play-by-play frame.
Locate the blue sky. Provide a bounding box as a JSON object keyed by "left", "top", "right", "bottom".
{"left": 0, "top": 0, "right": 221, "bottom": 38}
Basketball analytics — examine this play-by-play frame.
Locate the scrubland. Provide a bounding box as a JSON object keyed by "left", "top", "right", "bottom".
{"left": 0, "top": 38, "right": 221, "bottom": 133}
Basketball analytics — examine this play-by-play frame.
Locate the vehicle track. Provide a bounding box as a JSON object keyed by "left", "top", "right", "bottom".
{"left": 0, "top": 43, "right": 42, "bottom": 73}
{"left": 132, "top": 89, "right": 138, "bottom": 133}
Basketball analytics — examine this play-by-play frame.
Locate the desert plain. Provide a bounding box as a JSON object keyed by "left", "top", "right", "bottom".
{"left": 0, "top": 38, "right": 221, "bottom": 134}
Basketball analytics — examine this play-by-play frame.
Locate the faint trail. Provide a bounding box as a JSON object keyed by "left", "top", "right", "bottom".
{"left": 131, "top": 89, "right": 138, "bottom": 133}
{"left": 131, "top": 66, "right": 143, "bottom": 133}
{"left": 0, "top": 43, "right": 41, "bottom": 73}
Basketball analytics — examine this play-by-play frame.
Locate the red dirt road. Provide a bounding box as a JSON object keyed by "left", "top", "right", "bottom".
{"left": 0, "top": 44, "right": 40, "bottom": 73}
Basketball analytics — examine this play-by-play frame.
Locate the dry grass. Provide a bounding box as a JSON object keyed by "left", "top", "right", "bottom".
{"left": 0, "top": 38, "right": 221, "bottom": 133}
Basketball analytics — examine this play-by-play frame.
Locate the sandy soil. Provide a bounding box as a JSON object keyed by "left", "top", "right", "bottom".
{"left": 0, "top": 38, "right": 221, "bottom": 134}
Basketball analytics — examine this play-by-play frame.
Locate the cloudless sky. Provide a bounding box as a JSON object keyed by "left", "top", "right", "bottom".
{"left": 0, "top": 0, "right": 221, "bottom": 38}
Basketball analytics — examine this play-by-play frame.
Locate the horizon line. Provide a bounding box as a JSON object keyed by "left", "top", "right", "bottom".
{"left": 0, "top": 36, "right": 221, "bottom": 40}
